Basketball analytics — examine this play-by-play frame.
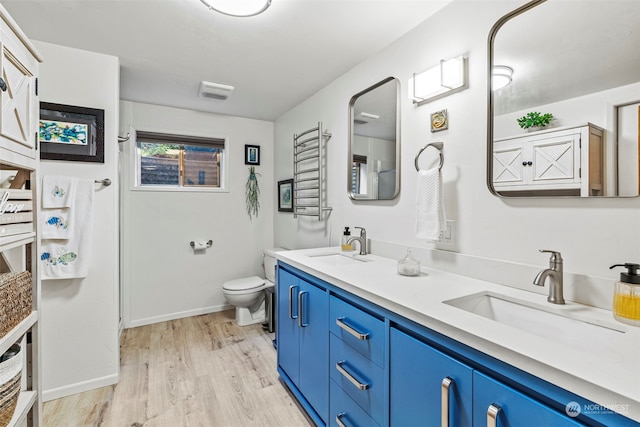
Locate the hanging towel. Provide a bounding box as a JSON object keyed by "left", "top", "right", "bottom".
{"left": 42, "top": 175, "right": 77, "bottom": 208}
{"left": 40, "top": 179, "right": 94, "bottom": 280}
{"left": 416, "top": 167, "right": 446, "bottom": 241}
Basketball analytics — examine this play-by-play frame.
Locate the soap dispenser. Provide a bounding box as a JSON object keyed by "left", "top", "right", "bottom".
{"left": 341, "top": 227, "right": 353, "bottom": 251}
{"left": 610, "top": 263, "right": 640, "bottom": 326}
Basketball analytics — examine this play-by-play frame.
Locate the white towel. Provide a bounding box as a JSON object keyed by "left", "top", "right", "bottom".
{"left": 42, "top": 175, "right": 77, "bottom": 208}
{"left": 40, "top": 179, "right": 94, "bottom": 280}
{"left": 416, "top": 168, "right": 446, "bottom": 241}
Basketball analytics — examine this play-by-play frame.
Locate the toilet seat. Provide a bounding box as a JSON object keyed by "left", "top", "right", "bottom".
{"left": 223, "top": 276, "right": 264, "bottom": 293}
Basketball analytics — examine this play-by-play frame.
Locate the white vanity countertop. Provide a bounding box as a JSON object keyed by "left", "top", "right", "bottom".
{"left": 276, "top": 247, "right": 640, "bottom": 421}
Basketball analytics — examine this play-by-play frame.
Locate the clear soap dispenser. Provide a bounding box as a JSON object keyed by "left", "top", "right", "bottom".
{"left": 341, "top": 227, "right": 353, "bottom": 252}
{"left": 610, "top": 263, "right": 640, "bottom": 326}
{"left": 397, "top": 248, "right": 421, "bottom": 276}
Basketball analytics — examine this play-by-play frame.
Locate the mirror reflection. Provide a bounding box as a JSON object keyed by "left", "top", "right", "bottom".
{"left": 349, "top": 77, "right": 400, "bottom": 200}
{"left": 489, "top": 0, "right": 640, "bottom": 197}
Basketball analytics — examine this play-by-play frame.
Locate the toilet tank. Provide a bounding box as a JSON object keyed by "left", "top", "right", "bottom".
{"left": 263, "top": 248, "right": 284, "bottom": 282}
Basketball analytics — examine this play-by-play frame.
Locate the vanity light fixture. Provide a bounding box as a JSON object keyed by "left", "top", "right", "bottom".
{"left": 200, "top": 0, "right": 271, "bottom": 17}
{"left": 410, "top": 55, "right": 467, "bottom": 105}
{"left": 492, "top": 65, "right": 513, "bottom": 90}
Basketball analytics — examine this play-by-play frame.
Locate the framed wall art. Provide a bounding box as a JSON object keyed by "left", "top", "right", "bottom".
{"left": 430, "top": 109, "right": 448, "bottom": 132}
{"left": 245, "top": 144, "right": 260, "bottom": 165}
{"left": 39, "top": 102, "right": 105, "bottom": 163}
{"left": 278, "top": 179, "right": 294, "bottom": 212}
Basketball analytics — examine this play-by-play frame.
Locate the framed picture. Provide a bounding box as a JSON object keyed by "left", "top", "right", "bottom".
{"left": 245, "top": 144, "right": 260, "bottom": 165}
{"left": 39, "top": 102, "right": 105, "bottom": 163}
{"left": 430, "top": 109, "right": 448, "bottom": 132}
{"left": 278, "top": 179, "right": 294, "bottom": 212}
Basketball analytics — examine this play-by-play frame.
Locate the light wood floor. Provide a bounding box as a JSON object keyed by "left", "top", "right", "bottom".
{"left": 43, "top": 310, "right": 314, "bottom": 426}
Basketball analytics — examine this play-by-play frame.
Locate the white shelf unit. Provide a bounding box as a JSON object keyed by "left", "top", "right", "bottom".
{"left": 0, "top": 4, "right": 42, "bottom": 426}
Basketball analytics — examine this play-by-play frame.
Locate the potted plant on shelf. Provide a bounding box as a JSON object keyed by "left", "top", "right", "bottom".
{"left": 516, "top": 112, "right": 554, "bottom": 130}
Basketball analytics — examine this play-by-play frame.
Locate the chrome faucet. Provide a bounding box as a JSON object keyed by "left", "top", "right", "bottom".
{"left": 533, "top": 249, "right": 565, "bottom": 304}
{"left": 347, "top": 227, "right": 367, "bottom": 255}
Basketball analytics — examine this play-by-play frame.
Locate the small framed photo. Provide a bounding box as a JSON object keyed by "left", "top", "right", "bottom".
{"left": 245, "top": 144, "right": 260, "bottom": 165}
{"left": 278, "top": 179, "right": 294, "bottom": 212}
{"left": 39, "top": 102, "right": 105, "bottom": 163}
{"left": 430, "top": 109, "right": 448, "bottom": 132}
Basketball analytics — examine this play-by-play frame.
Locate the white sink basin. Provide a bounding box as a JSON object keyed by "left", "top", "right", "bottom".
{"left": 307, "top": 253, "right": 371, "bottom": 266}
{"left": 444, "top": 291, "right": 625, "bottom": 351}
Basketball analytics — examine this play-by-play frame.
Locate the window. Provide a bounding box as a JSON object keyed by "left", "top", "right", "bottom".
{"left": 135, "top": 131, "right": 225, "bottom": 189}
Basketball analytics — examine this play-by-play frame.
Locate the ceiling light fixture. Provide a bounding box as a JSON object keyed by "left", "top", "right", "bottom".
{"left": 200, "top": 0, "right": 272, "bottom": 17}
{"left": 492, "top": 65, "right": 513, "bottom": 90}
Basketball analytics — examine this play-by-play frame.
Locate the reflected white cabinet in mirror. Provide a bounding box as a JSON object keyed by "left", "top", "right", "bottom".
{"left": 487, "top": 0, "right": 640, "bottom": 198}
{"left": 348, "top": 77, "right": 400, "bottom": 200}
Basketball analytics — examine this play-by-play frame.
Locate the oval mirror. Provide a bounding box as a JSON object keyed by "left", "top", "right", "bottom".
{"left": 349, "top": 77, "right": 400, "bottom": 200}
{"left": 488, "top": 0, "right": 640, "bottom": 197}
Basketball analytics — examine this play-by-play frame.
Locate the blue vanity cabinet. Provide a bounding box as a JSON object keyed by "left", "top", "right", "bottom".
{"left": 276, "top": 266, "right": 329, "bottom": 425}
{"left": 389, "top": 327, "right": 473, "bottom": 427}
{"left": 473, "top": 371, "right": 583, "bottom": 426}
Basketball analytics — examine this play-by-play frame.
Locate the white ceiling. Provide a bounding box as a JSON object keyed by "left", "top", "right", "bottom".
{"left": 3, "top": 0, "right": 452, "bottom": 121}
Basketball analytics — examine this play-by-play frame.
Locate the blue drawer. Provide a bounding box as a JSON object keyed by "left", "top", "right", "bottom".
{"left": 329, "top": 295, "right": 385, "bottom": 367}
{"left": 330, "top": 379, "right": 381, "bottom": 427}
{"left": 330, "top": 333, "right": 385, "bottom": 424}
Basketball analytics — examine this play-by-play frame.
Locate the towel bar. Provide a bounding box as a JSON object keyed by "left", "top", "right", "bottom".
{"left": 415, "top": 141, "right": 444, "bottom": 172}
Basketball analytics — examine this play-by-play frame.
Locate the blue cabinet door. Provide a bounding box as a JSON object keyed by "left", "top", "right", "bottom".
{"left": 277, "top": 266, "right": 329, "bottom": 424}
{"left": 298, "top": 278, "right": 329, "bottom": 423}
{"left": 473, "top": 371, "right": 583, "bottom": 426}
{"left": 390, "top": 328, "right": 473, "bottom": 427}
{"left": 277, "top": 268, "right": 300, "bottom": 386}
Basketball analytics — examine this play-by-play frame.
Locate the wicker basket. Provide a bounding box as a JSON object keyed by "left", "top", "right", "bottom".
{"left": 0, "top": 345, "right": 22, "bottom": 427}
{"left": 0, "top": 271, "right": 32, "bottom": 339}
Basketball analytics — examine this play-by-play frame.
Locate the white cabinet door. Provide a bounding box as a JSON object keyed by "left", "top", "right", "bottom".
{"left": 0, "top": 19, "right": 39, "bottom": 159}
{"left": 493, "top": 139, "right": 525, "bottom": 186}
{"left": 530, "top": 133, "right": 580, "bottom": 185}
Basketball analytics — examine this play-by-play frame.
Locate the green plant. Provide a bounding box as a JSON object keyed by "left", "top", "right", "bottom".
{"left": 516, "top": 112, "right": 554, "bottom": 129}
{"left": 245, "top": 166, "right": 260, "bottom": 219}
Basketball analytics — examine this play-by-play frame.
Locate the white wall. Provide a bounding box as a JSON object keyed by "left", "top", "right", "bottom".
{"left": 119, "top": 101, "right": 274, "bottom": 327}
{"left": 274, "top": 1, "right": 640, "bottom": 297}
{"left": 34, "top": 41, "right": 120, "bottom": 400}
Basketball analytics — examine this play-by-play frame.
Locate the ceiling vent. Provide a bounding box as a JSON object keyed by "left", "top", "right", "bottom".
{"left": 354, "top": 112, "right": 380, "bottom": 125}
{"left": 199, "top": 81, "right": 234, "bottom": 101}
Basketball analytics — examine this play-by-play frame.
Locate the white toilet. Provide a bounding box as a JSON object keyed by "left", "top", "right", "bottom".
{"left": 222, "top": 248, "right": 282, "bottom": 326}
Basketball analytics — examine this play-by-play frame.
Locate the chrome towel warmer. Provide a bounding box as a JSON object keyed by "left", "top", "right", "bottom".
{"left": 293, "top": 122, "right": 332, "bottom": 220}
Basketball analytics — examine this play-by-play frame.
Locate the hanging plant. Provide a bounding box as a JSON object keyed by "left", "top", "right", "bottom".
{"left": 245, "top": 166, "right": 260, "bottom": 219}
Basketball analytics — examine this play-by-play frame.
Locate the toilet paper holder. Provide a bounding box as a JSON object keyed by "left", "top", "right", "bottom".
{"left": 190, "top": 240, "right": 213, "bottom": 249}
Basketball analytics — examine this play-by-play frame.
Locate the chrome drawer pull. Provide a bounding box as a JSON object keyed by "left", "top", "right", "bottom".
{"left": 441, "top": 376, "right": 454, "bottom": 427}
{"left": 288, "top": 285, "right": 298, "bottom": 319}
{"left": 487, "top": 403, "right": 501, "bottom": 427}
{"left": 336, "top": 317, "right": 370, "bottom": 340}
{"left": 336, "top": 361, "right": 370, "bottom": 391}
{"left": 336, "top": 412, "right": 349, "bottom": 427}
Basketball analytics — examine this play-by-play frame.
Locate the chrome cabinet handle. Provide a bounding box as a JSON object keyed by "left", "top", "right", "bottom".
{"left": 298, "top": 291, "right": 308, "bottom": 327}
{"left": 288, "top": 286, "right": 298, "bottom": 319}
{"left": 336, "top": 317, "right": 370, "bottom": 340}
{"left": 487, "top": 404, "right": 501, "bottom": 427}
{"left": 336, "top": 361, "right": 370, "bottom": 391}
{"left": 336, "top": 412, "right": 349, "bottom": 427}
{"left": 441, "top": 377, "right": 454, "bottom": 427}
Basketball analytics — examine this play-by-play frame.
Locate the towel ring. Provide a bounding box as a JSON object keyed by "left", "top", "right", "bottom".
{"left": 415, "top": 141, "right": 444, "bottom": 172}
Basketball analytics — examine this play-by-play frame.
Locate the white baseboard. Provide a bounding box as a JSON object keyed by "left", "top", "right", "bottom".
{"left": 126, "top": 303, "right": 234, "bottom": 328}
{"left": 43, "top": 373, "right": 119, "bottom": 402}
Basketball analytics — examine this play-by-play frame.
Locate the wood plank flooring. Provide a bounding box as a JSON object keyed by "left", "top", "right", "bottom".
{"left": 43, "top": 310, "right": 314, "bottom": 426}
